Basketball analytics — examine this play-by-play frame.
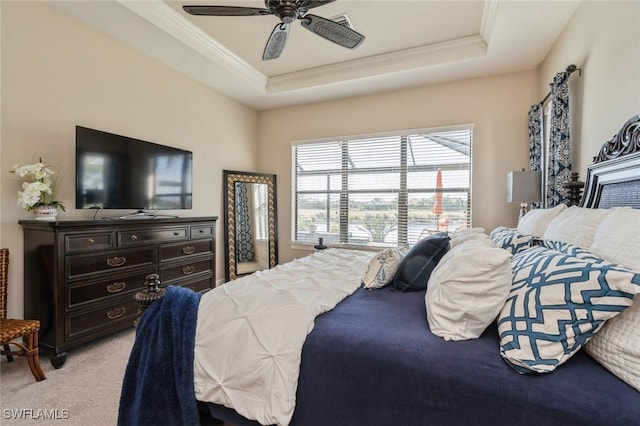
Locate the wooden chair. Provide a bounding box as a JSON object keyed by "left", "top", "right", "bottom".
{"left": 0, "top": 248, "right": 46, "bottom": 381}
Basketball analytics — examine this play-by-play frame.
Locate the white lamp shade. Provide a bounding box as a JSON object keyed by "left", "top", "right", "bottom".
{"left": 507, "top": 170, "right": 542, "bottom": 203}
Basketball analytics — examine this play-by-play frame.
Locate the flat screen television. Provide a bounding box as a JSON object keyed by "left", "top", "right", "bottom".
{"left": 76, "top": 126, "right": 192, "bottom": 212}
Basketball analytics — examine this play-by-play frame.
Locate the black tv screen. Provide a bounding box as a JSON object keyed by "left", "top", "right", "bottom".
{"left": 76, "top": 126, "right": 192, "bottom": 210}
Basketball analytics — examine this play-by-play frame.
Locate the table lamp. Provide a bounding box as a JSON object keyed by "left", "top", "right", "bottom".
{"left": 507, "top": 170, "right": 542, "bottom": 220}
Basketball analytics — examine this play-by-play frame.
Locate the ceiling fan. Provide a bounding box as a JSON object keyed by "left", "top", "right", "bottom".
{"left": 183, "top": 0, "right": 365, "bottom": 60}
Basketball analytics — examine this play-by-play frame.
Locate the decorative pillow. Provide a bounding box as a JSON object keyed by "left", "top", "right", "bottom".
{"left": 498, "top": 246, "right": 640, "bottom": 374}
{"left": 489, "top": 226, "right": 534, "bottom": 254}
{"left": 516, "top": 204, "right": 566, "bottom": 237}
{"left": 542, "top": 240, "right": 605, "bottom": 263}
{"left": 543, "top": 206, "right": 611, "bottom": 249}
{"left": 426, "top": 238, "right": 512, "bottom": 341}
{"left": 392, "top": 233, "right": 450, "bottom": 292}
{"left": 584, "top": 208, "right": 640, "bottom": 392}
{"left": 362, "top": 246, "right": 409, "bottom": 289}
{"left": 590, "top": 207, "right": 640, "bottom": 271}
{"left": 450, "top": 227, "right": 487, "bottom": 248}
{"left": 585, "top": 295, "right": 640, "bottom": 392}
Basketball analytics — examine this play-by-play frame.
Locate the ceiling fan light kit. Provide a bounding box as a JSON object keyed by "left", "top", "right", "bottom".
{"left": 183, "top": 0, "right": 365, "bottom": 60}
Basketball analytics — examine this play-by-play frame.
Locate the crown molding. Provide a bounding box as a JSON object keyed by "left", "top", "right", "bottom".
{"left": 116, "top": 0, "right": 267, "bottom": 90}
{"left": 480, "top": 0, "right": 498, "bottom": 44}
{"left": 266, "top": 35, "right": 487, "bottom": 93}
{"left": 119, "top": 0, "right": 489, "bottom": 95}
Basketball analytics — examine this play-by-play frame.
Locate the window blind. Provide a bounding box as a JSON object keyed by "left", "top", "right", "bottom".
{"left": 292, "top": 127, "right": 472, "bottom": 248}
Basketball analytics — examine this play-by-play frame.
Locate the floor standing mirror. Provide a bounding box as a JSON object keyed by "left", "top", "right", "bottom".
{"left": 223, "top": 170, "right": 278, "bottom": 281}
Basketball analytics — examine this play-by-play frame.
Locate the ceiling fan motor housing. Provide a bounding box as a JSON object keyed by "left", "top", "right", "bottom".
{"left": 267, "top": 0, "right": 300, "bottom": 23}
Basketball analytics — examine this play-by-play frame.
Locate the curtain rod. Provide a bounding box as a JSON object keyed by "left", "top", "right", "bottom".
{"left": 540, "top": 64, "right": 582, "bottom": 105}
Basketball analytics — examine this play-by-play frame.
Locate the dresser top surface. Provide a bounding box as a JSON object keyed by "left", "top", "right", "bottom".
{"left": 19, "top": 216, "right": 218, "bottom": 230}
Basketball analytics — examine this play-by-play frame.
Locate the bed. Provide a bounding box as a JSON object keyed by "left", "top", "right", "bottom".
{"left": 118, "top": 115, "right": 640, "bottom": 426}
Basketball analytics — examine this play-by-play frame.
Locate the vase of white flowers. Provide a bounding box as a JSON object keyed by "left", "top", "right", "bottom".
{"left": 10, "top": 159, "right": 66, "bottom": 221}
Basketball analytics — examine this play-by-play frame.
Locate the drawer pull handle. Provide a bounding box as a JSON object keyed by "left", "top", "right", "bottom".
{"left": 106, "top": 282, "right": 127, "bottom": 293}
{"left": 182, "top": 246, "right": 196, "bottom": 255}
{"left": 106, "top": 307, "right": 126, "bottom": 320}
{"left": 174, "top": 232, "right": 180, "bottom": 236}
{"left": 106, "top": 256, "right": 127, "bottom": 267}
{"left": 182, "top": 266, "right": 196, "bottom": 275}
{"left": 130, "top": 235, "right": 138, "bottom": 241}
{"left": 86, "top": 238, "right": 95, "bottom": 245}
{"left": 199, "top": 229, "right": 205, "bottom": 233}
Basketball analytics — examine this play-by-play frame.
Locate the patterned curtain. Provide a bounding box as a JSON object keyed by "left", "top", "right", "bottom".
{"left": 528, "top": 103, "right": 543, "bottom": 208}
{"left": 235, "top": 182, "right": 255, "bottom": 262}
{"left": 546, "top": 72, "right": 572, "bottom": 207}
{"left": 528, "top": 103, "right": 543, "bottom": 172}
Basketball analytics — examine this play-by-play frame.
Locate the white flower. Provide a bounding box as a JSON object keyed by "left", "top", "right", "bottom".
{"left": 9, "top": 159, "right": 65, "bottom": 212}
{"left": 17, "top": 190, "right": 38, "bottom": 209}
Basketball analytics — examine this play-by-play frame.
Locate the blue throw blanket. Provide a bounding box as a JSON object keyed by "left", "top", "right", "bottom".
{"left": 118, "top": 285, "right": 201, "bottom": 426}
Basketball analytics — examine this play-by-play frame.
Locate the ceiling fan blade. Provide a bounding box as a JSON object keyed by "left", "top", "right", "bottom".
{"left": 300, "top": 14, "right": 364, "bottom": 49}
{"left": 183, "top": 5, "right": 271, "bottom": 16}
{"left": 297, "top": 0, "right": 336, "bottom": 10}
{"left": 263, "top": 23, "right": 290, "bottom": 60}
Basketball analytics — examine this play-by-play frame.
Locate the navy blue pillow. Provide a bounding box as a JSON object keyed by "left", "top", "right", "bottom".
{"left": 392, "top": 233, "right": 450, "bottom": 292}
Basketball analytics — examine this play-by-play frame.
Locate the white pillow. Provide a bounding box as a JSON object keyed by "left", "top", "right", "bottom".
{"left": 590, "top": 208, "right": 640, "bottom": 270}
{"left": 517, "top": 204, "right": 566, "bottom": 237}
{"left": 450, "top": 228, "right": 488, "bottom": 248}
{"left": 585, "top": 296, "right": 640, "bottom": 392}
{"left": 426, "top": 238, "right": 512, "bottom": 341}
{"left": 362, "top": 246, "right": 408, "bottom": 289}
{"left": 543, "top": 206, "right": 611, "bottom": 249}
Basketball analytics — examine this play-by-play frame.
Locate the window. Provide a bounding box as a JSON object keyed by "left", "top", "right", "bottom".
{"left": 252, "top": 183, "right": 268, "bottom": 241}
{"left": 292, "top": 127, "right": 472, "bottom": 248}
{"left": 542, "top": 100, "right": 552, "bottom": 206}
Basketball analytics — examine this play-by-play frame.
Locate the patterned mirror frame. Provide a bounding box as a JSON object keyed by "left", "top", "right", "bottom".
{"left": 223, "top": 170, "right": 278, "bottom": 281}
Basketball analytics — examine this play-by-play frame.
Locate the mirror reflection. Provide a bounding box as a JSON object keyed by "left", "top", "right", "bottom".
{"left": 224, "top": 170, "right": 278, "bottom": 281}
{"left": 235, "top": 182, "right": 269, "bottom": 275}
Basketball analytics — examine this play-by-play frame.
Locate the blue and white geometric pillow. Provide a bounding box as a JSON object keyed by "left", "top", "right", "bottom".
{"left": 542, "top": 240, "right": 605, "bottom": 263}
{"left": 498, "top": 246, "right": 640, "bottom": 374}
{"left": 489, "top": 226, "right": 535, "bottom": 254}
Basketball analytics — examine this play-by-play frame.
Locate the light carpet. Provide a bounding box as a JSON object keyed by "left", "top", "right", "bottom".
{"left": 1, "top": 328, "right": 135, "bottom": 425}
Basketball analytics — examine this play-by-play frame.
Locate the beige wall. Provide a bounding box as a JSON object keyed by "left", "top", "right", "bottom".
{"left": 258, "top": 0, "right": 640, "bottom": 266}
{"left": 1, "top": 2, "right": 259, "bottom": 317}
{"left": 258, "top": 71, "right": 540, "bottom": 263}
{"left": 540, "top": 0, "right": 640, "bottom": 178}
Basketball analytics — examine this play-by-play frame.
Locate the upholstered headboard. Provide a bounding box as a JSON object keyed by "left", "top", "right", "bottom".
{"left": 580, "top": 115, "right": 640, "bottom": 209}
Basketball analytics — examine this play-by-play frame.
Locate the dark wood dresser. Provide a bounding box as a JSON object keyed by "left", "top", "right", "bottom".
{"left": 20, "top": 216, "right": 217, "bottom": 368}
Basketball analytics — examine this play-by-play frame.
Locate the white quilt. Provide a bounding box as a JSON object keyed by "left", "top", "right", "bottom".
{"left": 193, "top": 248, "right": 374, "bottom": 426}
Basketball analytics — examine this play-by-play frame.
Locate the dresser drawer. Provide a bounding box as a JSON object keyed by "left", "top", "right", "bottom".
{"left": 160, "top": 258, "right": 213, "bottom": 283}
{"left": 118, "top": 226, "right": 189, "bottom": 246}
{"left": 191, "top": 224, "right": 214, "bottom": 238}
{"left": 175, "top": 274, "right": 214, "bottom": 293}
{"left": 159, "top": 239, "right": 213, "bottom": 263}
{"left": 66, "top": 269, "right": 154, "bottom": 309}
{"left": 66, "top": 297, "right": 139, "bottom": 340}
{"left": 66, "top": 246, "right": 156, "bottom": 281}
{"left": 65, "top": 232, "right": 114, "bottom": 253}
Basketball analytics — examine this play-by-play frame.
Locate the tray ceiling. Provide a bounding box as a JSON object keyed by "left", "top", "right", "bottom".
{"left": 49, "top": 0, "right": 581, "bottom": 110}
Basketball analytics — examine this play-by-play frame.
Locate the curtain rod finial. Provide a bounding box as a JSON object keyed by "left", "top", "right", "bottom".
{"left": 566, "top": 64, "right": 582, "bottom": 76}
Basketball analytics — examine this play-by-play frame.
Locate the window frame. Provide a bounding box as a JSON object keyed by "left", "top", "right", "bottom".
{"left": 290, "top": 125, "right": 473, "bottom": 249}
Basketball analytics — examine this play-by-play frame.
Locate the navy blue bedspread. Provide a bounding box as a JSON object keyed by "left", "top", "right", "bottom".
{"left": 118, "top": 285, "right": 201, "bottom": 426}
{"left": 206, "top": 286, "right": 640, "bottom": 426}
